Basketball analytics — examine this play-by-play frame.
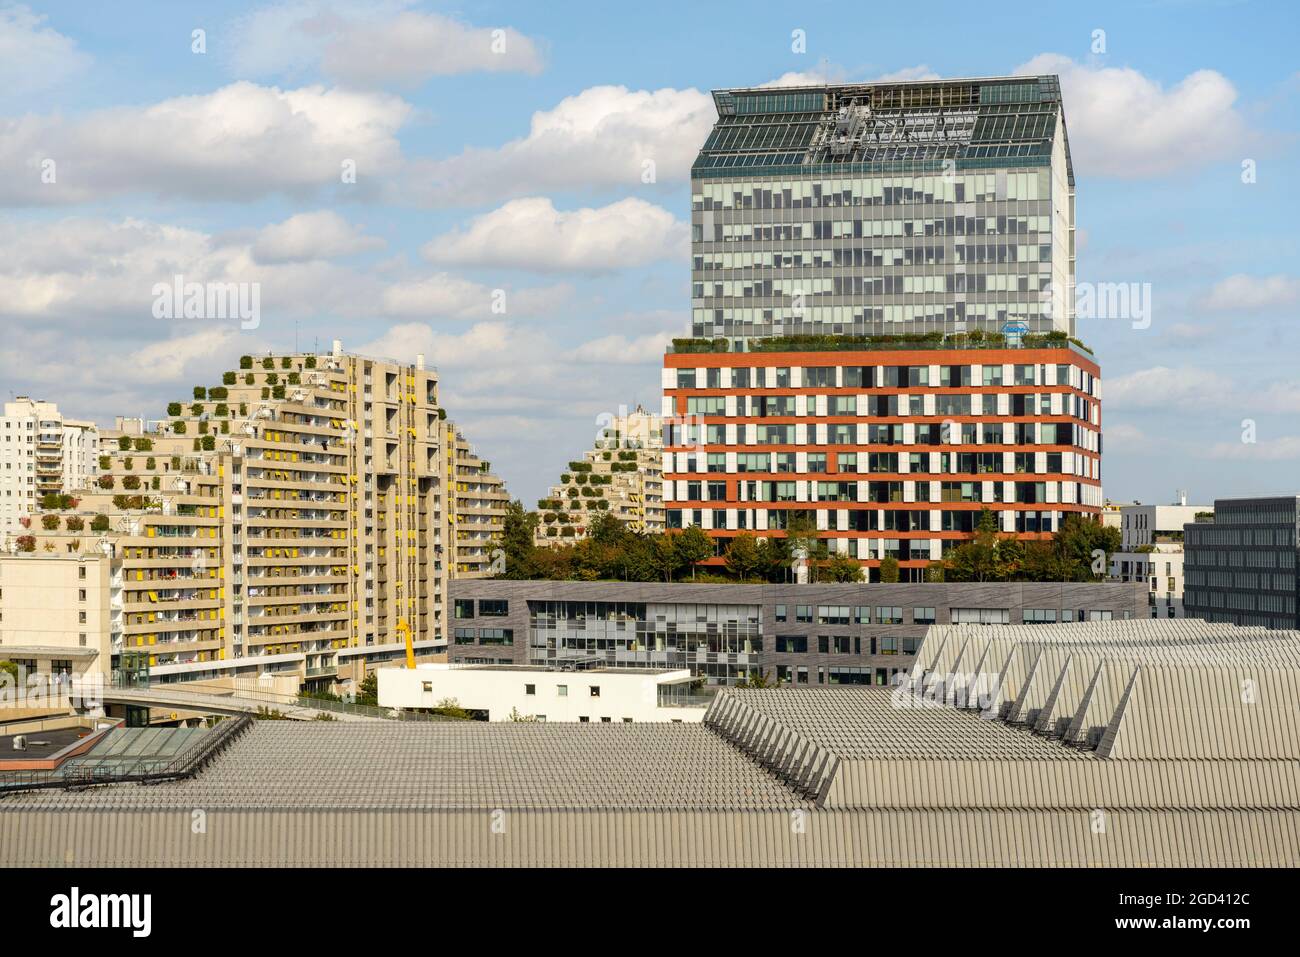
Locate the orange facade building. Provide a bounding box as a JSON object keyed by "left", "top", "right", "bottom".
{"left": 662, "top": 343, "right": 1101, "bottom": 580}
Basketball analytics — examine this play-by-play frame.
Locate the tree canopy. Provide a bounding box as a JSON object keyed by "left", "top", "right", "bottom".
{"left": 491, "top": 501, "right": 1120, "bottom": 585}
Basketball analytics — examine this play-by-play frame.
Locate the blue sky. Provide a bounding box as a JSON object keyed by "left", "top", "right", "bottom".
{"left": 1, "top": 0, "right": 1297, "bottom": 508}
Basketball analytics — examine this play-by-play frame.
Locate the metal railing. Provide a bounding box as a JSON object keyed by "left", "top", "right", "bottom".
{"left": 107, "top": 675, "right": 452, "bottom": 722}
{"left": 0, "top": 714, "right": 252, "bottom": 796}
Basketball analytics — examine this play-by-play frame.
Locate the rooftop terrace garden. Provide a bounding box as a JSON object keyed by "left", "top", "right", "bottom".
{"left": 670, "top": 329, "right": 1092, "bottom": 355}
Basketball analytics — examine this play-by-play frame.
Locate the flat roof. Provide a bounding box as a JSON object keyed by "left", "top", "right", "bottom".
{"left": 417, "top": 663, "right": 691, "bottom": 677}
{"left": 0, "top": 728, "right": 88, "bottom": 761}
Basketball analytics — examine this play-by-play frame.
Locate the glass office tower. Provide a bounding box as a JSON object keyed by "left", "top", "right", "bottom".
{"left": 689, "top": 76, "right": 1075, "bottom": 346}
{"left": 666, "top": 77, "right": 1100, "bottom": 581}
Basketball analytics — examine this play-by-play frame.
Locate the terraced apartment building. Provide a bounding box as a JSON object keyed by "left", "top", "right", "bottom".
{"left": 5, "top": 342, "right": 507, "bottom": 689}
{"left": 535, "top": 405, "right": 663, "bottom": 545}
{"left": 665, "top": 76, "right": 1100, "bottom": 579}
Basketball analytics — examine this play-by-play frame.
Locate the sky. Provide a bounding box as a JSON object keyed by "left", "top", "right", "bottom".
{"left": 0, "top": 0, "right": 1297, "bottom": 509}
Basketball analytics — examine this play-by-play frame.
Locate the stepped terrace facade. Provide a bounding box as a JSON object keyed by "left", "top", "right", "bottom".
{"left": 10, "top": 342, "right": 507, "bottom": 690}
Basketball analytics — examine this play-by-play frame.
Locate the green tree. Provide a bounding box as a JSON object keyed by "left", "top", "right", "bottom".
{"left": 494, "top": 500, "right": 539, "bottom": 579}
{"left": 724, "top": 533, "right": 764, "bottom": 581}
{"left": 355, "top": 671, "right": 378, "bottom": 706}
{"left": 785, "top": 511, "right": 827, "bottom": 580}
{"left": 647, "top": 533, "right": 682, "bottom": 582}
{"left": 1055, "top": 513, "right": 1121, "bottom": 580}
{"left": 757, "top": 535, "right": 792, "bottom": 583}
{"left": 430, "top": 698, "right": 473, "bottom": 720}
{"left": 675, "top": 525, "right": 713, "bottom": 580}
{"left": 878, "top": 554, "right": 900, "bottom": 583}
{"left": 586, "top": 511, "right": 629, "bottom": 548}
{"left": 735, "top": 669, "right": 780, "bottom": 688}
{"left": 826, "top": 552, "right": 864, "bottom": 582}
{"left": 944, "top": 508, "right": 1011, "bottom": 582}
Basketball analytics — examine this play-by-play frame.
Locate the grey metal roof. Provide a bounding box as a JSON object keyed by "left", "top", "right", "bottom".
{"left": 3, "top": 722, "right": 806, "bottom": 812}
{"left": 909, "top": 620, "right": 1300, "bottom": 759}
{"left": 5, "top": 620, "right": 1300, "bottom": 866}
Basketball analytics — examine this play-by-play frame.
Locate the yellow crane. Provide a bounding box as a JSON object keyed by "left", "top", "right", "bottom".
{"left": 397, "top": 619, "right": 415, "bottom": 669}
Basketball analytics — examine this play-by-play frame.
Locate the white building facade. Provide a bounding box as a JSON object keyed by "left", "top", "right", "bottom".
{"left": 1, "top": 398, "right": 99, "bottom": 543}
{"left": 1108, "top": 498, "right": 1211, "bottom": 619}
{"left": 379, "top": 664, "right": 707, "bottom": 722}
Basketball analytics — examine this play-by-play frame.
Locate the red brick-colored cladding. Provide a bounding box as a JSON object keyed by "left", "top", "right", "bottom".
{"left": 663, "top": 347, "right": 1102, "bottom": 567}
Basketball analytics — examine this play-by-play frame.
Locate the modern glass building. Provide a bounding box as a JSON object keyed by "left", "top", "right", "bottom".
{"left": 1184, "top": 496, "right": 1300, "bottom": 629}
{"left": 690, "top": 76, "right": 1075, "bottom": 345}
{"left": 447, "top": 579, "right": 1146, "bottom": 685}
{"left": 665, "top": 76, "right": 1100, "bottom": 579}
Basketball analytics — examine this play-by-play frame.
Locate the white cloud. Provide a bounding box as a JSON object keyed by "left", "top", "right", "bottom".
{"left": 380, "top": 274, "right": 571, "bottom": 320}
{"left": 1204, "top": 274, "right": 1300, "bottom": 312}
{"left": 109, "top": 328, "right": 244, "bottom": 382}
{"left": 0, "top": 215, "right": 570, "bottom": 334}
{"left": 0, "top": 324, "right": 261, "bottom": 432}
{"left": 422, "top": 197, "right": 687, "bottom": 273}
{"left": 1104, "top": 366, "right": 1233, "bottom": 410}
{"left": 1207, "top": 437, "right": 1300, "bottom": 461}
{"left": 358, "top": 320, "right": 590, "bottom": 410}
{"left": 761, "top": 71, "right": 834, "bottom": 88}
{"left": 1160, "top": 322, "right": 1215, "bottom": 345}
{"left": 358, "top": 320, "right": 520, "bottom": 368}
{"left": 1102, "top": 422, "right": 1147, "bottom": 451}
{"left": 253, "top": 211, "right": 385, "bottom": 263}
{"left": 1016, "top": 54, "right": 1253, "bottom": 178}
{"left": 874, "top": 65, "right": 941, "bottom": 82}
{"left": 406, "top": 85, "right": 715, "bottom": 206}
{"left": 354, "top": 319, "right": 666, "bottom": 503}
{"left": 762, "top": 65, "right": 939, "bottom": 88}
{"left": 574, "top": 332, "right": 674, "bottom": 365}
{"left": 0, "top": 81, "right": 410, "bottom": 205}
{"left": 0, "top": 4, "right": 89, "bottom": 99}
{"left": 227, "top": 2, "right": 542, "bottom": 84}
{"left": 322, "top": 11, "right": 543, "bottom": 86}
{"left": 1255, "top": 382, "right": 1300, "bottom": 414}
{"left": 0, "top": 216, "right": 240, "bottom": 319}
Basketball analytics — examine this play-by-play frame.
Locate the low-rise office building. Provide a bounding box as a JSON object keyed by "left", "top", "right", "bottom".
{"left": 1184, "top": 495, "right": 1300, "bottom": 629}
{"left": 1107, "top": 496, "right": 1210, "bottom": 619}
{"left": 378, "top": 663, "right": 706, "bottom": 722}
{"left": 447, "top": 579, "right": 1146, "bottom": 686}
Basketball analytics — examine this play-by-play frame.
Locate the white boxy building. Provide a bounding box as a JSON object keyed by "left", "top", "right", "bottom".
{"left": 378, "top": 664, "right": 707, "bottom": 723}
